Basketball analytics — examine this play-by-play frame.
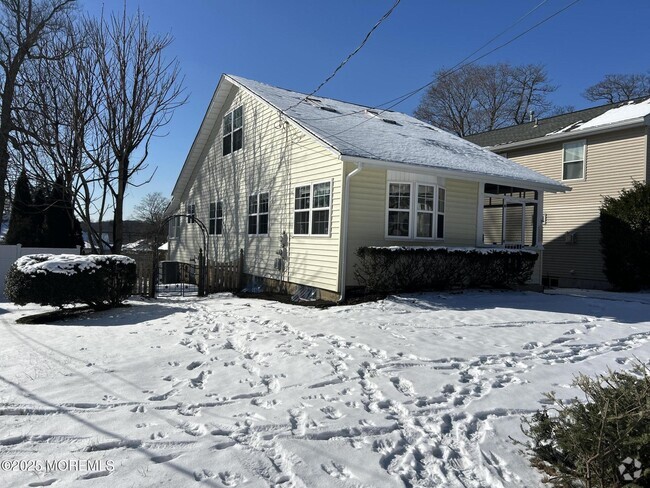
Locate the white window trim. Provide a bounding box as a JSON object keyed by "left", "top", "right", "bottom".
{"left": 169, "top": 215, "right": 181, "bottom": 239}
{"left": 248, "top": 191, "right": 270, "bottom": 236}
{"left": 561, "top": 139, "right": 586, "bottom": 182}
{"left": 385, "top": 181, "right": 445, "bottom": 241}
{"left": 223, "top": 105, "right": 243, "bottom": 156}
{"left": 293, "top": 179, "right": 333, "bottom": 238}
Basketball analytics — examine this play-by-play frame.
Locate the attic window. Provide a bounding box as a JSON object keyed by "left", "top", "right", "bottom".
{"left": 382, "top": 118, "right": 400, "bottom": 126}
{"left": 320, "top": 106, "right": 339, "bottom": 114}
{"left": 223, "top": 106, "right": 243, "bottom": 156}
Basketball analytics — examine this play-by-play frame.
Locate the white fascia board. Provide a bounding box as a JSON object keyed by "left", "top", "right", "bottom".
{"left": 339, "top": 155, "right": 570, "bottom": 194}
{"left": 487, "top": 117, "right": 649, "bottom": 152}
{"left": 170, "top": 76, "right": 233, "bottom": 200}
{"left": 223, "top": 75, "right": 342, "bottom": 160}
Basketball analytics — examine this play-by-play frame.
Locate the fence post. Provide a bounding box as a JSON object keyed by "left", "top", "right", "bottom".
{"left": 238, "top": 249, "right": 244, "bottom": 290}
{"left": 198, "top": 248, "right": 205, "bottom": 297}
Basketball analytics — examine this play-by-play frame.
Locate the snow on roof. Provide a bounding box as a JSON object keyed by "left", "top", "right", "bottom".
{"left": 228, "top": 75, "right": 566, "bottom": 191}
{"left": 572, "top": 98, "right": 650, "bottom": 131}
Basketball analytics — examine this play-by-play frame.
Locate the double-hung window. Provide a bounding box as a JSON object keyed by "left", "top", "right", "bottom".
{"left": 294, "top": 181, "right": 332, "bottom": 235}
{"left": 387, "top": 182, "right": 445, "bottom": 239}
{"left": 562, "top": 140, "right": 585, "bottom": 180}
{"left": 248, "top": 193, "right": 269, "bottom": 235}
{"left": 187, "top": 203, "right": 196, "bottom": 223}
{"left": 169, "top": 216, "right": 181, "bottom": 239}
{"left": 223, "top": 106, "right": 243, "bottom": 156}
{"left": 209, "top": 201, "right": 223, "bottom": 235}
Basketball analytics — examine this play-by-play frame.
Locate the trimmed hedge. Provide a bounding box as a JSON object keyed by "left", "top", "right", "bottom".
{"left": 5, "top": 254, "right": 136, "bottom": 310}
{"left": 354, "top": 247, "right": 538, "bottom": 293}
{"left": 600, "top": 181, "right": 650, "bottom": 291}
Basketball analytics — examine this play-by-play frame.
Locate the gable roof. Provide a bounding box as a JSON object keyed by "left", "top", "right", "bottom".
{"left": 467, "top": 97, "right": 650, "bottom": 149}
{"left": 171, "top": 74, "right": 567, "bottom": 206}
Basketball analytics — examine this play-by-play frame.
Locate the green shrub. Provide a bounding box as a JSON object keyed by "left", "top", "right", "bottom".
{"left": 600, "top": 181, "right": 650, "bottom": 291}
{"left": 520, "top": 363, "right": 650, "bottom": 487}
{"left": 5, "top": 254, "right": 136, "bottom": 310}
{"left": 354, "top": 246, "right": 538, "bottom": 293}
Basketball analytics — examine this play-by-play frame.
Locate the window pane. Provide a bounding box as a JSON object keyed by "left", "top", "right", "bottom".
{"left": 248, "top": 215, "right": 257, "bottom": 234}
{"left": 233, "top": 107, "right": 242, "bottom": 129}
{"left": 233, "top": 128, "right": 243, "bottom": 151}
{"left": 216, "top": 202, "right": 223, "bottom": 218}
{"left": 209, "top": 219, "right": 215, "bottom": 235}
{"left": 248, "top": 195, "right": 258, "bottom": 214}
{"left": 295, "top": 186, "right": 310, "bottom": 210}
{"left": 223, "top": 134, "right": 232, "bottom": 156}
{"left": 416, "top": 212, "right": 433, "bottom": 238}
{"left": 209, "top": 202, "right": 216, "bottom": 219}
{"left": 417, "top": 185, "right": 434, "bottom": 211}
{"left": 259, "top": 193, "right": 269, "bottom": 213}
{"left": 437, "top": 214, "right": 445, "bottom": 239}
{"left": 389, "top": 183, "right": 410, "bottom": 209}
{"left": 294, "top": 211, "right": 309, "bottom": 234}
{"left": 216, "top": 219, "right": 223, "bottom": 235}
{"left": 259, "top": 214, "right": 268, "bottom": 234}
{"left": 438, "top": 188, "right": 446, "bottom": 213}
{"left": 388, "top": 211, "right": 409, "bottom": 236}
{"left": 563, "top": 141, "right": 583, "bottom": 161}
{"left": 313, "top": 182, "right": 330, "bottom": 209}
{"left": 223, "top": 112, "right": 232, "bottom": 133}
{"left": 563, "top": 161, "right": 583, "bottom": 179}
{"left": 312, "top": 209, "right": 329, "bottom": 235}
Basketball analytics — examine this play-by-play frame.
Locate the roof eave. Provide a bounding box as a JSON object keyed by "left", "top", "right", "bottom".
{"left": 487, "top": 116, "right": 649, "bottom": 152}
{"left": 339, "top": 155, "right": 569, "bottom": 193}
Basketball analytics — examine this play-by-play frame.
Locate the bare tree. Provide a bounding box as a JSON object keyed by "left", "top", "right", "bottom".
{"left": 415, "top": 63, "right": 558, "bottom": 136}
{"left": 132, "top": 191, "right": 169, "bottom": 235}
{"left": 583, "top": 73, "right": 650, "bottom": 104}
{"left": 85, "top": 8, "right": 186, "bottom": 253}
{"left": 0, "top": 0, "right": 76, "bottom": 221}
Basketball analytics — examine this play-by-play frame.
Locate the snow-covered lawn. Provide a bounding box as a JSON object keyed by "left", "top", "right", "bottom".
{"left": 1, "top": 290, "right": 649, "bottom": 487}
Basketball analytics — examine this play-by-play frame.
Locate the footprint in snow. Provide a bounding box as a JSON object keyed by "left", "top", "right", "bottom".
{"left": 218, "top": 471, "right": 246, "bottom": 486}
{"left": 321, "top": 406, "right": 344, "bottom": 419}
{"left": 390, "top": 376, "right": 416, "bottom": 397}
{"left": 321, "top": 461, "right": 353, "bottom": 480}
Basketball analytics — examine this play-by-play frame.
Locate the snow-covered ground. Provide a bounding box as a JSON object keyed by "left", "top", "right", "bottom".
{"left": 1, "top": 290, "right": 649, "bottom": 487}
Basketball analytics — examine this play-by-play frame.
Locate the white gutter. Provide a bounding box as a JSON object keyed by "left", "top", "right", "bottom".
{"left": 487, "top": 116, "right": 649, "bottom": 152}
{"left": 338, "top": 162, "right": 364, "bottom": 303}
{"left": 340, "top": 155, "right": 568, "bottom": 194}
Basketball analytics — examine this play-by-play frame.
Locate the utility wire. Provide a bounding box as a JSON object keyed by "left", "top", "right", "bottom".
{"left": 326, "top": 0, "right": 582, "bottom": 137}
{"left": 283, "top": 0, "right": 401, "bottom": 113}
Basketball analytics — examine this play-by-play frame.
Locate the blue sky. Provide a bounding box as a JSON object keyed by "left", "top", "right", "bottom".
{"left": 82, "top": 0, "right": 650, "bottom": 217}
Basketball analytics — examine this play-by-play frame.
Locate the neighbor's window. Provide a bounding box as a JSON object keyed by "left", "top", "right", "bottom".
{"left": 387, "top": 182, "right": 444, "bottom": 239}
{"left": 562, "top": 140, "right": 585, "bottom": 180}
{"left": 209, "top": 201, "right": 223, "bottom": 235}
{"left": 223, "top": 106, "right": 243, "bottom": 156}
{"left": 294, "top": 181, "right": 332, "bottom": 235}
{"left": 248, "top": 192, "right": 269, "bottom": 235}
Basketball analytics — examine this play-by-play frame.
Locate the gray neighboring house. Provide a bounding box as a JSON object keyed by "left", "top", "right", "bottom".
{"left": 468, "top": 97, "right": 650, "bottom": 289}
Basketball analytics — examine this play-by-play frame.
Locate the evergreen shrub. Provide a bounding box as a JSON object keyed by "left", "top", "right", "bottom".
{"left": 600, "top": 181, "right": 650, "bottom": 291}
{"left": 520, "top": 363, "right": 650, "bottom": 488}
{"left": 354, "top": 247, "right": 537, "bottom": 292}
{"left": 5, "top": 254, "right": 136, "bottom": 310}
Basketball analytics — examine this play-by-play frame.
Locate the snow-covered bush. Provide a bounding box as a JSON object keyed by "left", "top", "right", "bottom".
{"left": 5, "top": 254, "right": 136, "bottom": 310}
{"left": 521, "top": 363, "right": 650, "bottom": 487}
{"left": 354, "top": 246, "right": 537, "bottom": 292}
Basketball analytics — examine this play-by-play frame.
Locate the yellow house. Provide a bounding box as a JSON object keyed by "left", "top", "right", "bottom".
{"left": 167, "top": 75, "right": 567, "bottom": 300}
{"left": 468, "top": 98, "right": 650, "bottom": 289}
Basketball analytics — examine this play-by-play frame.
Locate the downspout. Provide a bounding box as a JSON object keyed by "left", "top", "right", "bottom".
{"left": 338, "top": 162, "right": 364, "bottom": 303}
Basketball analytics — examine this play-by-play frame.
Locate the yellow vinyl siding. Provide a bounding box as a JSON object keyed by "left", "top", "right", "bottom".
{"left": 504, "top": 126, "right": 647, "bottom": 287}
{"left": 169, "top": 86, "right": 343, "bottom": 292}
{"left": 444, "top": 179, "right": 478, "bottom": 246}
{"left": 345, "top": 166, "right": 480, "bottom": 286}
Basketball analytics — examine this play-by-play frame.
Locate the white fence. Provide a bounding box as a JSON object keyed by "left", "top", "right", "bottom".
{"left": 0, "top": 244, "right": 81, "bottom": 300}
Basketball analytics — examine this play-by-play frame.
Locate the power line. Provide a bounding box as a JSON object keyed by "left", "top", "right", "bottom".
{"left": 283, "top": 0, "right": 401, "bottom": 113}
{"left": 326, "top": 0, "right": 583, "bottom": 137}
